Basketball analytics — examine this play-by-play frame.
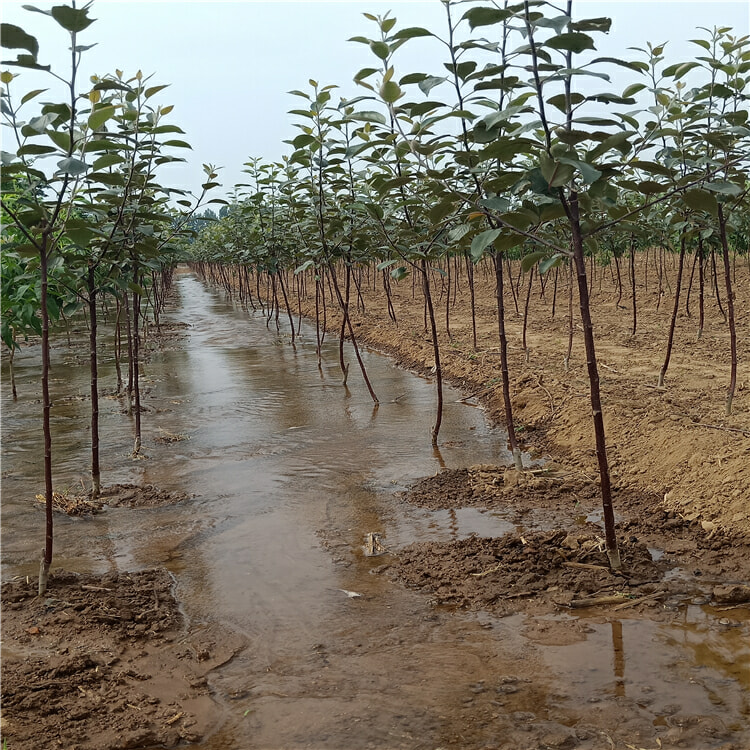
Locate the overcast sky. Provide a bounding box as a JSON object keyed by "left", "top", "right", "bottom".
{"left": 2, "top": 1, "right": 749, "bottom": 203}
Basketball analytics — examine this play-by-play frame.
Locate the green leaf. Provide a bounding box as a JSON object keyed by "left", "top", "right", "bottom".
{"left": 64, "top": 223, "right": 96, "bottom": 246}
{"left": 448, "top": 223, "right": 472, "bottom": 243}
{"left": 369, "top": 41, "right": 390, "bottom": 60}
{"left": 681, "top": 189, "right": 717, "bottom": 215}
{"left": 462, "top": 7, "right": 511, "bottom": 29}
{"left": 292, "top": 133, "right": 317, "bottom": 149}
{"left": 87, "top": 104, "right": 115, "bottom": 130}
{"left": 46, "top": 295, "right": 60, "bottom": 321}
{"left": 92, "top": 80, "right": 132, "bottom": 93}
{"left": 381, "top": 17, "right": 397, "bottom": 33}
{"left": 479, "top": 196, "right": 510, "bottom": 212}
{"left": 547, "top": 92, "right": 585, "bottom": 113}
{"left": 662, "top": 61, "right": 700, "bottom": 80}
{"left": 392, "top": 27, "right": 433, "bottom": 40}
{"left": 23, "top": 112, "right": 56, "bottom": 134}
{"left": 391, "top": 266, "right": 408, "bottom": 281}
{"left": 534, "top": 15, "right": 570, "bottom": 35}
{"left": 590, "top": 57, "right": 648, "bottom": 73}
{"left": 705, "top": 181, "right": 742, "bottom": 197}
{"left": 162, "top": 139, "right": 192, "bottom": 149}
{"left": 546, "top": 33, "right": 596, "bottom": 54}
{"left": 557, "top": 156, "right": 602, "bottom": 185}
{"left": 376, "top": 259, "right": 397, "bottom": 271}
{"left": 470, "top": 228, "right": 502, "bottom": 261}
{"left": 144, "top": 84, "right": 169, "bottom": 99}
{"left": 87, "top": 171, "right": 124, "bottom": 186}
{"left": 351, "top": 110, "right": 386, "bottom": 124}
{"left": 539, "top": 253, "right": 564, "bottom": 274}
{"left": 521, "top": 251, "right": 546, "bottom": 273}
{"left": 149, "top": 124, "right": 185, "bottom": 134}
{"left": 1, "top": 54, "right": 49, "bottom": 71}
{"left": 539, "top": 154, "right": 575, "bottom": 188}
{"left": 631, "top": 160, "right": 672, "bottom": 177}
{"left": 91, "top": 152, "right": 124, "bottom": 170}
{"left": 20, "top": 6, "right": 52, "bottom": 16}
{"left": 20, "top": 88, "right": 47, "bottom": 105}
{"left": 1, "top": 23, "right": 39, "bottom": 57}
{"left": 380, "top": 80, "right": 402, "bottom": 103}
{"left": 622, "top": 83, "right": 647, "bottom": 98}
{"left": 635, "top": 180, "right": 667, "bottom": 195}
{"left": 493, "top": 233, "right": 524, "bottom": 253}
{"left": 570, "top": 17, "right": 611, "bottom": 33}
{"left": 17, "top": 143, "right": 56, "bottom": 156}
{"left": 418, "top": 75, "right": 446, "bottom": 95}
{"left": 56, "top": 156, "right": 89, "bottom": 175}
{"left": 50, "top": 5, "right": 95, "bottom": 32}
{"left": 429, "top": 200, "right": 455, "bottom": 225}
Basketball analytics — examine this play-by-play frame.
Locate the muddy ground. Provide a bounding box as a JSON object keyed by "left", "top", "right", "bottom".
{"left": 1, "top": 569, "right": 246, "bottom": 750}
{"left": 386, "top": 465, "right": 750, "bottom": 615}
{"left": 3, "top": 259, "right": 749, "bottom": 749}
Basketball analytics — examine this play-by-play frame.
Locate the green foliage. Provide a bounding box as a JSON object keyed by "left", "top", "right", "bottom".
{"left": 179, "top": 2, "right": 748, "bottom": 285}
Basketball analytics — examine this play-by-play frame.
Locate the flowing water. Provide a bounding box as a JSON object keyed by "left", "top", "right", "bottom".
{"left": 2, "top": 270, "right": 748, "bottom": 749}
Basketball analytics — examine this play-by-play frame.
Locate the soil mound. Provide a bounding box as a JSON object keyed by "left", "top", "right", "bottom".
{"left": 391, "top": 530, "right": 662, "bottom": 613}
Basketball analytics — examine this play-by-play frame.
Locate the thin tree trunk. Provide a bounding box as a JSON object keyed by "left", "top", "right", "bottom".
{"left": 382, "top": 269, "right": 398, "bottom": 325}
{"left": 314, "top": 272, "right": 322, "bottom": 366}
{"left": 421, "top": 259, "right": 443, "bottom": 446}
{"left": 327, "top": 262, "right": 378, "bottom": 403}
{"left": 465, "top": 253, "right": 477, "bottom": 349}
{"left": 684, "top": 244, "right": 698, "bottom": 319}
{"left": 657, "top": 235, "right": 686, "bottom": 388}
{"left": 277, "top": 271, "right": 296, "bottom": 345}
{"left": 698, "top": 237, "right": 705, "bottom": 340}
{"left": 522, "top": 265, "right": 534, "bottom": 362}
{"left": 114, "top": 295, "right": 123, "bottom": 394}
{"left": 87, "top": 265, "right": 101, "bottom": 498}
{"left": 711, "top": 247, "right": 727, "bottom": 322}
{"left": 630, "top": 238, "right": 637, "bottom": 336}
{"left": 494, "top": 250, "right": 523, "bottom": 471}
{"left": 8, "top": 342, "right": 18, "bottom": 400}
{"left": 39, "top": 236, "right": 53, "bottom": 596}
{"left": 551, "top": 265, "right": 559, "bottom": 321}
{"left": 613, "top": 252, "right": 623, "bottom": 308}
{"left": 568, "top": 193, "right": 621, "bottom": 570}
{"left": 132, "top": 268, "right": 143, "bottom": 455}
{"left": 445, "top": 255, "right": 452, "bottom": 340}
{"left": 718, "top": 206, "right": 737, "bottom": 415}
{"left": 564, "top": 262, "right": 574, "bottom": 372}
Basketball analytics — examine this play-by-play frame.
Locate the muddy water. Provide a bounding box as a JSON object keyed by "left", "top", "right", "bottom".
{"left": 2, "top": 270, "right": 748, "bottom": 749}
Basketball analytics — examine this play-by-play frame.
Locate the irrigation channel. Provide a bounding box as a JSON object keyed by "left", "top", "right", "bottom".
{"left": 2, "top": 268, "right": 748, "bottom": 749}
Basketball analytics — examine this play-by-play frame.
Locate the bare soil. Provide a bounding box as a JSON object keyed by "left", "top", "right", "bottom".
{"left": 1, "top": 569, "right": 246, "bottom": 750}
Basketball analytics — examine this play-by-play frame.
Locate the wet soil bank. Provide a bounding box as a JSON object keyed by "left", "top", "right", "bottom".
{"left": 388, "top": 466, "right": 750, "bottom": 614}
{"left": 3, "top": 268, "right": 749, "bottom": 750}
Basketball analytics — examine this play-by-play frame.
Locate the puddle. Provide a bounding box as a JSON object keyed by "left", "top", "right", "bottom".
{"left": 2, "top": 269, "right": 748, "bottom": 749}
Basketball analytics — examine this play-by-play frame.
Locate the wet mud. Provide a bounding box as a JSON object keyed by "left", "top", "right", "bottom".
{"left": 2, "top": 269, "right": 749, "bottom": 750}
{"left": 2, "top": 569, "right": 245, "bottom": 750}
